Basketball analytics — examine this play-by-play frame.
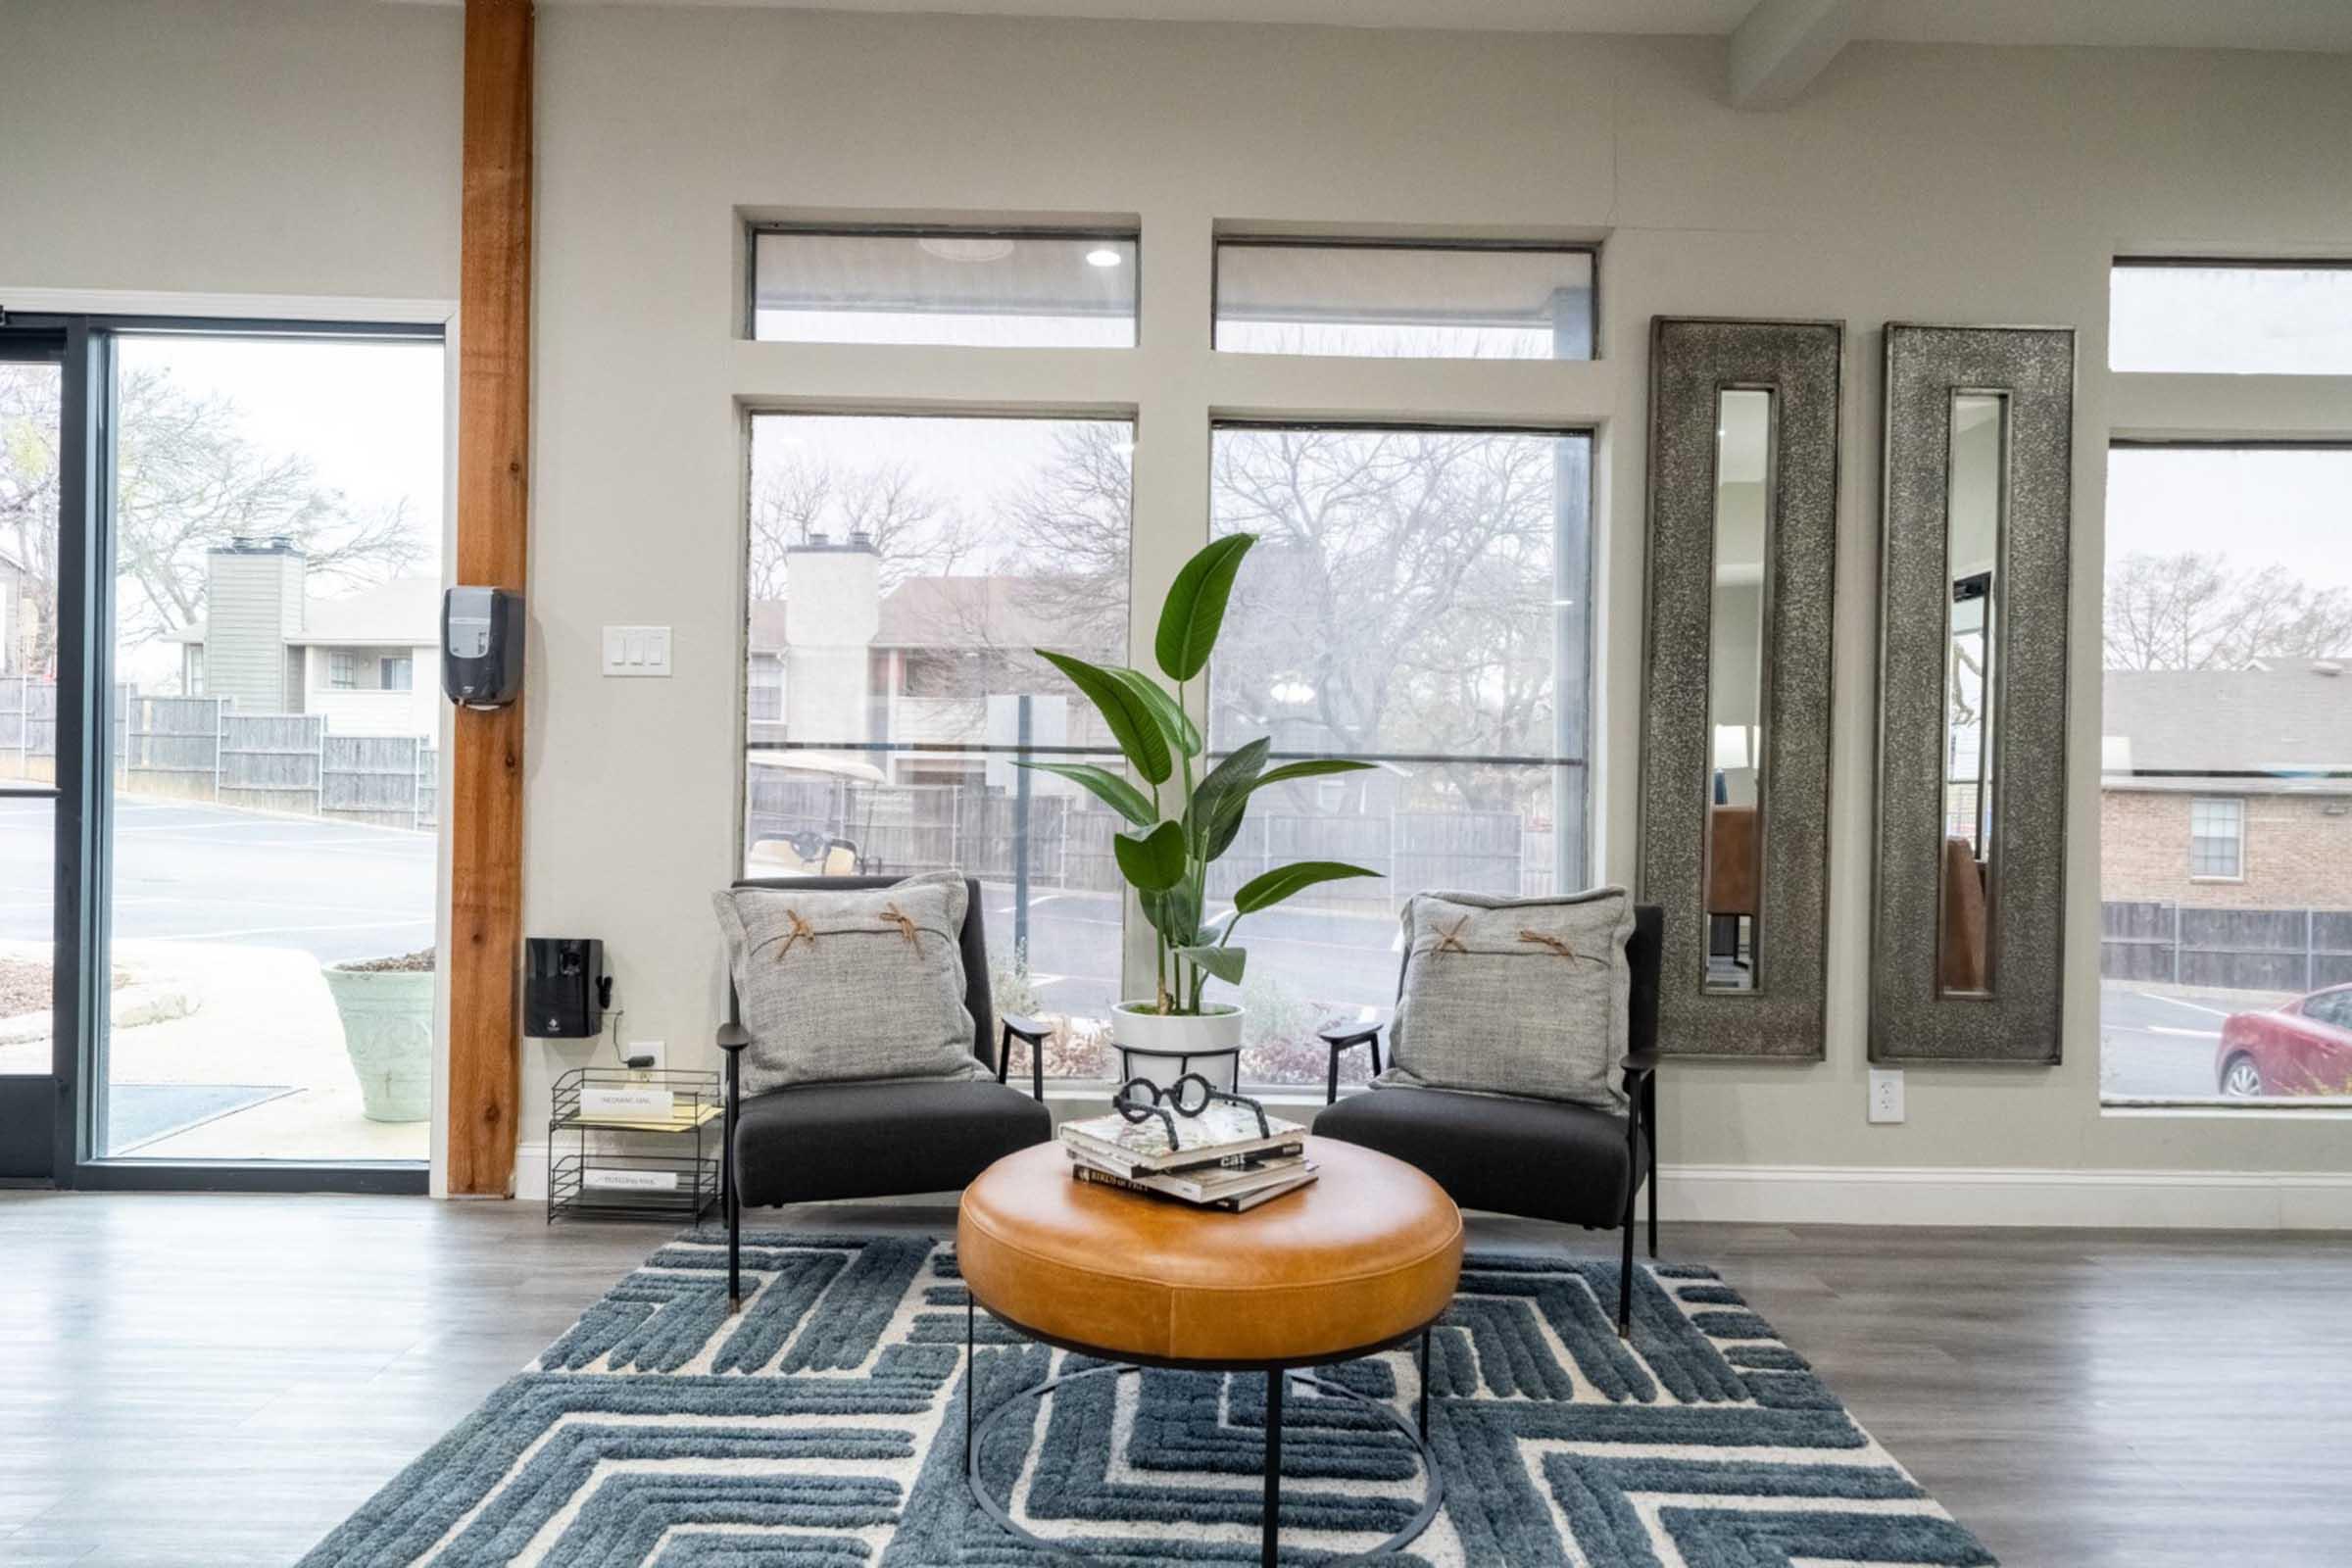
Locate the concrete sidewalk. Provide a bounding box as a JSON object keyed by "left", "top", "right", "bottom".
{"left": 0, "top": 940, "right": 427, "bottom": 1162}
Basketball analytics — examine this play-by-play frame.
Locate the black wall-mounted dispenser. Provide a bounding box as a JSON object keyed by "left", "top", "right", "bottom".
{"left": 442, "top": 585, "right": 524, "bottom": 708}
{"left": 525, "top": 937, "right": 607, "bottom": 1039}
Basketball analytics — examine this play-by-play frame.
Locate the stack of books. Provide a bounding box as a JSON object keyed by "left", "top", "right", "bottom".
{"left": 1057, "top": 1102, "right": 1316, "bottom": 1212}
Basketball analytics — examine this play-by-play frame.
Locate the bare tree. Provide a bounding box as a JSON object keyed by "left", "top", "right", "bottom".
{"left": 0, "top": 363, "right": 424, "bottom": 669}
{"left": 2105, "top": 550, "right": 2352, "bottom": 670}
{"left": 748, "top": 452, "right": 984, "bottom": 602}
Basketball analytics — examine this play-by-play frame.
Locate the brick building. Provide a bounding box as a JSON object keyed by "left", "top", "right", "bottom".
{"left": 2101, "top": 661, "right": 2352, "bottom": 908}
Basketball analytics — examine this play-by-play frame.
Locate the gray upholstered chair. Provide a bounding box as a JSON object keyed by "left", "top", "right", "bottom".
{"left": 715, "top": 875, "right": 1054, "bottom": 1307}
{"left": 1312, "top": 903, "right": 1664, "bottom": 1336}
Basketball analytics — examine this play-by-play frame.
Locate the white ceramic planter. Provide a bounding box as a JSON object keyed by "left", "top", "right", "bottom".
{"left": 322, "top": 964, "right": 434, "bottom": 1123}
{"left": 1110, "top": 1001, "right": 1245, "bottom": 1092}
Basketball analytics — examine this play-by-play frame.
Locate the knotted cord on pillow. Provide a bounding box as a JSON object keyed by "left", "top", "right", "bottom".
{"left": 1431, "top": 914, "right": 1472, "bottom": 956}
{"left": 879, "top": 903, "right": 921, "bottom": 948}
{"left": 773, "top": 908, "right": 817, "bottom": 960}
{"left": 1518, "top": 928, "right": 1602, "bottom": 965}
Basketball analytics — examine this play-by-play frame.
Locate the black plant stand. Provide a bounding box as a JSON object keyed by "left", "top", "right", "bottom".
{"left": 962, "top": 1298, "right": 1444, "bottom": 1568}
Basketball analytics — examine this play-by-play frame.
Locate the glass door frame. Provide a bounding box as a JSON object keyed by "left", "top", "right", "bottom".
{"left": 0, "top": 323, "right": 71, "bottom": 1184}
{"left": 3, "top": 311, "right": 437, "bottom": 1193}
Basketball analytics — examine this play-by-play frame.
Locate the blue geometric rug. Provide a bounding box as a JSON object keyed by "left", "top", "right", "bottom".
{"left": 300, "top": 1228, "right": 1996, "bottom": 1566}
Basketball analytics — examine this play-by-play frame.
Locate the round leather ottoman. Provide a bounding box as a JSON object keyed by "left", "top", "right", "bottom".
{"left": 956, "top": 1136, "right": 1463, "bottom": 1566}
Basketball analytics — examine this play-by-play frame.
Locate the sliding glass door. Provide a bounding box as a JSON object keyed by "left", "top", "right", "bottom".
{"left": 0, "top": 315, "right": 441, "bottom": 1188}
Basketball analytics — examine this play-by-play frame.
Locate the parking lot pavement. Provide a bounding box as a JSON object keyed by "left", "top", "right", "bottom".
{"left": 0, "top": 797, "right": 434, "bottom": 963}
{"left": 2100, "top": 980, "right": 2273, "bottom": 1099}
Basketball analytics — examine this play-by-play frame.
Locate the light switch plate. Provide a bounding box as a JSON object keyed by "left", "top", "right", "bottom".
{"left": 1867, "top": 1067, "right": 1906, "bottom": 1124}
{"left": 601, "top": 625, "right": 672, "bottom": 676}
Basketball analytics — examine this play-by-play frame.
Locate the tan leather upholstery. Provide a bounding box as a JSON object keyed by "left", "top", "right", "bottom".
{"left": 1939, "top": 836, "right": 1989, "bottom": 993}
{"left": 1707, "top": 805, "right": 1759, "bottom": 917}
{"left": 957, "top": 1137, "right": 1463, "bottom": 1365}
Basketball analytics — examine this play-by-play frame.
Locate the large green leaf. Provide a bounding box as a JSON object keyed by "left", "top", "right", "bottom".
{"left": 1112, "top": 820, "right": 1190, "bottom": 892}
{"left": 1037, "top": 650, "right": 1171, "bottom": 786}
{"left": 1153, "top": 533, "right": 1255, "bottom": 683}
{"left": 1184, "top": 738, "right": 1269, "bottom": 859}
{"left": 1106, "top": 667, "right": 1201, "bottom": 758}
{"left": 1175, "top": 944, "right": 1248, "bottom": 987}
{"left": 1011, "top": 760, "right": 1153, "bottom": 827}
{"left": 1253, "top": 758, "right": 1377, "bottom": 790}
{"left": 1233, "top": 859, "right": 1381, "bottom": 914}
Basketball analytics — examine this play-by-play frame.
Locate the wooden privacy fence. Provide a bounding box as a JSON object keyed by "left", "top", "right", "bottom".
{"left": 746, "top": 773, "right": 1538, "bottom": 907}
{"left": 2102, "top": 901, "right": 2352, "bottom": 995}
{"left": 0, "top": 679, "right": 436, "bottom": 831}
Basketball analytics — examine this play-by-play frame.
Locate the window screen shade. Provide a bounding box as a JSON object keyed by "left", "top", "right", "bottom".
{"left": 752, "top": 230, "right": 1138, "bottom": 348}
{"left": 1215, "top": 242, "right": 1594, "bottom": 359}
{"left": 2110, "top": 262, "right": 2352, "bottom": 374}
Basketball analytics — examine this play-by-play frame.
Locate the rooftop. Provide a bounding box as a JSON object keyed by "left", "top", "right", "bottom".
{"left": 2102, "top": 661, "right": 2352, "bottom": 786}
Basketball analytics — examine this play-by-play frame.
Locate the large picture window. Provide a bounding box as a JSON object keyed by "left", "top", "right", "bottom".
{"left": 1205, "top": 422, "right": 1592, "bottom": 1088}
{"left": 2100, "top": 443, "right": 2352, "bottom": 1103}
{"left": 743, "top": 412, "right": 1134, "bottom": 1079}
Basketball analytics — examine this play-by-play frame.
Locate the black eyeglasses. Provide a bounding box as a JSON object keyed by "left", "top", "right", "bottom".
{"left": 1110, "top": 1072, "right": 1271, "bottom": 1152}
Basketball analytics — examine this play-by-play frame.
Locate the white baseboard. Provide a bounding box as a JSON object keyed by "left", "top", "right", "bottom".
{"left": 514, "top": 1144, "right": 2352, "bottom": 1230}
{"left": 1658, "top": 1162, "right": 2352, "bottom": 1230}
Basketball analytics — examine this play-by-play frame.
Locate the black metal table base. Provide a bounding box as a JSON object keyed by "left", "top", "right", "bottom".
{"left": 962, "top": 1300, "right": 1442, "bottom": 1568}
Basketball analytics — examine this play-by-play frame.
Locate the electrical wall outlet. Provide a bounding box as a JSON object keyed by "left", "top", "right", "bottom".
{"left": 601, "top": 625, "right": 672, "bottom": 676}
{"left": 1867, "top": 1067, "right": 1906, "bottom": 1124}
{"left": 628, "top": 1039, "right": 666, "bottom": 1071}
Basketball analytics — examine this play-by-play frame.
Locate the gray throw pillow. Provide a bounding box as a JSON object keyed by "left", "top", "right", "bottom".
{"left": 1376, "top": 885, "right": 1635, "bottom": 1114}
{"left": 712, "top": 872, "right": 985, "bottom": 1097}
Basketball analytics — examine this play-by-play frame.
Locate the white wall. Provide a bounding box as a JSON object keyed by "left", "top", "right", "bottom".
{"left": 526, "top": 7, "right": 2352, "bottom": 1194}
{"left": 0, "top": 0, "right": 461, "bottom": 302}
{"left": 7, "top": 0, "right": 2351, "bottom": 1201}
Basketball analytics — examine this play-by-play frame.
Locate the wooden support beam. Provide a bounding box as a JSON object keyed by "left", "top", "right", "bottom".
{"left": 1727, "top": 0, "right": 1859, "bottom": 110}
{"left": 448, "top": 0, "right": 532, "bottom": 1197}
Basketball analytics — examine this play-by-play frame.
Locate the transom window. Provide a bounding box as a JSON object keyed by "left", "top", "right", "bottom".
{"left": 751, "top": 226, "right": 1138, "bottom": 348}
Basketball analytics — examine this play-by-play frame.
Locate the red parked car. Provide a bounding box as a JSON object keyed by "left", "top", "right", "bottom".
{"left": 2217, "top": 983, "right": 2352, "bottom": 1097}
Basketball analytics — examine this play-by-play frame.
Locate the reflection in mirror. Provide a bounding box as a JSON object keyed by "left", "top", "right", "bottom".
{"left": 1939, "top": 392, "right": 2005, "bottom": 997}
{"left": 1705, "top": 389, "right": 1772, "bottom": 993}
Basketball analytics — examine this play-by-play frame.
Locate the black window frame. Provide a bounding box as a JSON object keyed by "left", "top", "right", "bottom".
{"left": 0, "top": 310, "right": 440, "bottom": 1193}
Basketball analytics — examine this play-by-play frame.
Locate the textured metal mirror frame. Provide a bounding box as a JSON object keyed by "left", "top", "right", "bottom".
{"left": 1873, "top": 324, "right": 2074, "bottom": 1063}
{"left": 1640, "top": 318, "right": 1843, "bottom": 1058}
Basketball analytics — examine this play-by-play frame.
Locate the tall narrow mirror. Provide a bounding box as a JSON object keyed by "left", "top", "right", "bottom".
{"left": 1706, "top": 389, "right": 1772, "bottom": 993}
{"left": 1641, "top": 318, "right": 1841, "bottom": 1059}
{"left": 1874, "top": 323, "right": 2072, "bottom": 1065}
{"left": 1939, "top": 393, "right": 2005, "bottom": 997}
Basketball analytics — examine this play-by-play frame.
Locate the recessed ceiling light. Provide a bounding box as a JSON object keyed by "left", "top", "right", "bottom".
{"left": 1085, "top": 248, "right": 1123, "bottom": 269}
{"left": 917, "top": 236, "right": 1015, "bottom": 264}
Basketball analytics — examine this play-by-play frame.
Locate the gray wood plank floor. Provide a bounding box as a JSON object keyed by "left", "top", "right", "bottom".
{"left": 1, "top": 1192, "right": 2345, "bottom": 1567}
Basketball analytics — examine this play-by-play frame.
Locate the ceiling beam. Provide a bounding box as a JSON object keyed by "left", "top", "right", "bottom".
{"left": 1727, "top": 0, "right": 1860, "bottom": 110}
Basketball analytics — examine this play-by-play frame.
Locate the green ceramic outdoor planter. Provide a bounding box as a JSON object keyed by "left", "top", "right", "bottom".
{"left": 322, "top": 962, "right": 434, "bottom": 1122}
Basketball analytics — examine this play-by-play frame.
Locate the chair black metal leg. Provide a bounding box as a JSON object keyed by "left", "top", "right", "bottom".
{"left": 724, "top": 1045, "right": 743, "bottom": 1311}
{"left": 1417, "top": 1326, "right": 1431, "bottom": 1438}
{"left": 1617, "top": 1185, "right": 1636, "bottom": 1339}
{"left": 1262, "top": 1368, "right": 1285, "bottom": 1568}
{"left": 1645, "top": 1073, "right": 1659, "bottom": 1260}
{"left": 727, "top": 1181, "right": 742, "bottom": 1312}
{"left": 964, "top": 1295, "right": 975, "bottom": 1473}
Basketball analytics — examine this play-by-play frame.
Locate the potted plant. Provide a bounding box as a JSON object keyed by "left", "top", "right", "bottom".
{"left": 321, "top": 949, "right": 434, "bottom": 1122}
{"left": 1018, "top": 533, "right": 1377, "bottom": 1085}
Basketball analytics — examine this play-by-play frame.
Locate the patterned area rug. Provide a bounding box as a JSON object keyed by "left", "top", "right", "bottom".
{"left": 301, "top": 1228, "right": 1996, "bottom": 1566}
